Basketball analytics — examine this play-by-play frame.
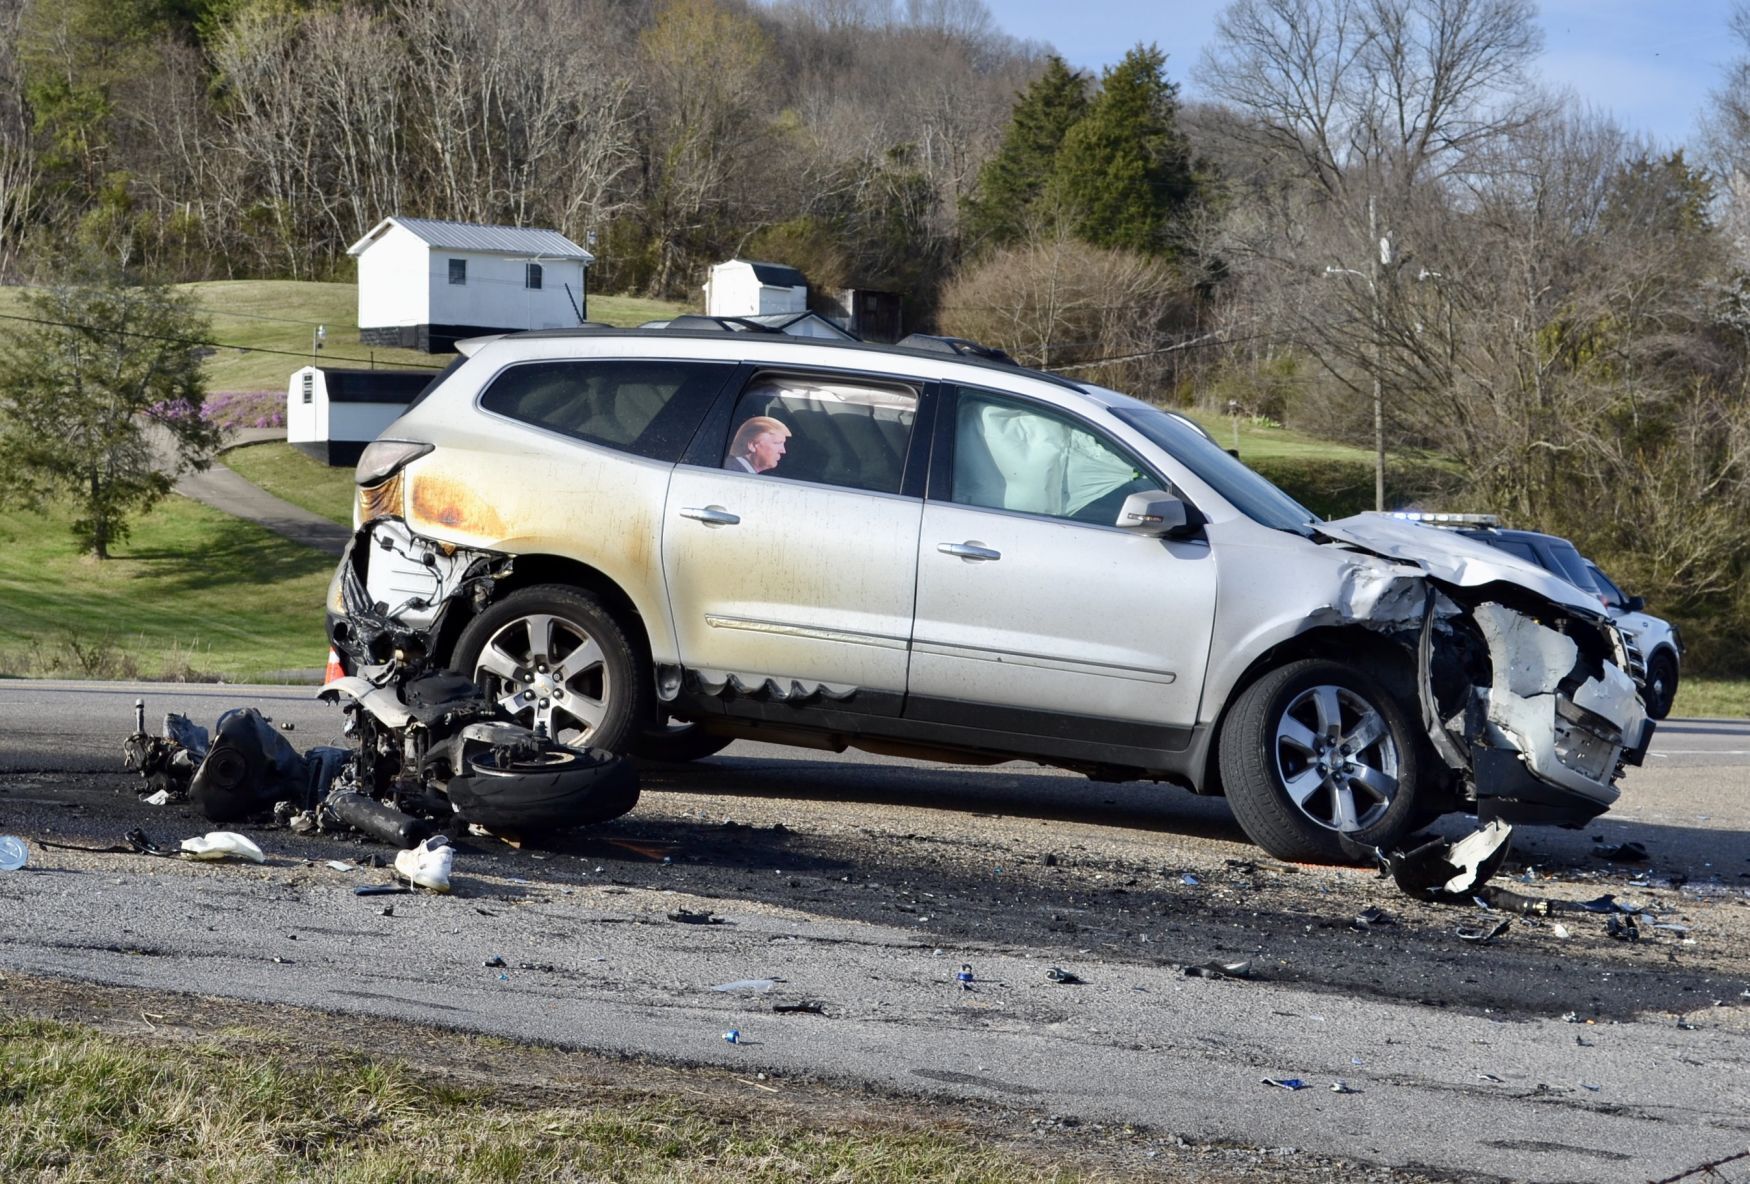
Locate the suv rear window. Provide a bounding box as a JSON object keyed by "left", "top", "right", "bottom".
{"left": 479, "top": 359, "right": 734, "bottom": 462}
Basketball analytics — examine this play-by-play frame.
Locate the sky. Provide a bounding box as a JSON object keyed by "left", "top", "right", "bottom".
{"left": 987, "top": 0, "right": 1739, "bottom": 150}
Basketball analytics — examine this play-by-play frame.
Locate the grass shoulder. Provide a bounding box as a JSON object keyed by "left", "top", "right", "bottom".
{"left": 0, "top": 497, "right": 331, "bottom": 682}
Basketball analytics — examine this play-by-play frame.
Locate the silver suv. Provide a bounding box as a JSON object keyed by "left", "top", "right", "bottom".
{"left": 327, "top": 329, "right": 1652, "bottom": 861}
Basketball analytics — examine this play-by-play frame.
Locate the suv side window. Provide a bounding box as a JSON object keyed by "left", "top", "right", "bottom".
{"left": 949, "top": 387, "right": 1154, "bottom": 526}
{"left": 479, "top": 359, "right": 733, "bottom": 462}
{"left": 722, "top": 373, "right": 918, "bottom": 494}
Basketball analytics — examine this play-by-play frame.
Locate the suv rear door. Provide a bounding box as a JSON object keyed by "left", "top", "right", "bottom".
{"left": 660, "top": 369, "right": 930, "bottom": 714}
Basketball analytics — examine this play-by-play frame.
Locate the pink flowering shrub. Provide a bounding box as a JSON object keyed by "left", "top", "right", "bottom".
{"left": 203, "top": 391, "right": 286, "bottom": 429}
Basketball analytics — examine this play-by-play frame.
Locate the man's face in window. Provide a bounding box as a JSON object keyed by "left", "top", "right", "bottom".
{"left": 748, "top": 428, "right": 787, "bottom": 472}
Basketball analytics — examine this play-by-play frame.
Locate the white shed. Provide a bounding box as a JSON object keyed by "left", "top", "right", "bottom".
{"left": 346, "top": 216, "right": 595, "bottom": 353}
{"left": 286, "top": 366, "right": 437, "bottom": 465}
{"left": 703, "top": 259, "right": 808, "bottom": 317}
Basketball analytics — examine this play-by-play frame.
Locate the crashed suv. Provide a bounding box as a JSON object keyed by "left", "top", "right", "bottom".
{"left": 327, "top": 328, "right": 1652, "bottom": 862}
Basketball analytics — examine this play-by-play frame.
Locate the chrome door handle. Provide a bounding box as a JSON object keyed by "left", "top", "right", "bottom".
{"left": 680, "top": 505, "right": 740, "bottom": 526}
{"left": 937, "top": 541, "right": 1001, "bottom": 562}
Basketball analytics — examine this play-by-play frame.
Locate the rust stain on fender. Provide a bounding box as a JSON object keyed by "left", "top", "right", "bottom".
{"left": 410, "top": 472, "right": 507, "bottom": 538}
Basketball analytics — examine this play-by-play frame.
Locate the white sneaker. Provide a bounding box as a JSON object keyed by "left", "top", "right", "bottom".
{"left": 393, "top": 836, "right": 454, "bottom": 893}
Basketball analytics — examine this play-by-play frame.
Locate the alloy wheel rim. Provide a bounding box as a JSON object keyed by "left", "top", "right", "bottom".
{"left": 1272, "top": 684, "right": 1399, "bottom": 833}
{"left": 471, "top": 613, "right": 610, "bottom": 746}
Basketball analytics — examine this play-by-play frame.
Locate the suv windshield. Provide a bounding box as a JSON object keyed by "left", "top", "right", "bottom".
{"left": 1112, "top": 405, "right": 1319, "bottom": 533}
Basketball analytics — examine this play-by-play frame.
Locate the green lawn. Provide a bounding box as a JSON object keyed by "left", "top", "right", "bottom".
{"left": 0, "top": 497, "right": 332, "bottom": 682}
{"left": 0, "top": 281, "right": 692, "bottom": 394}
{"left": 223, "top": 442, "right": 356, "bottom": 526}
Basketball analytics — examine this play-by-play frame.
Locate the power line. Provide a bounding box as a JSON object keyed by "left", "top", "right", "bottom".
{"left": 0, "top": 311, "right": 447, "bottom": 371}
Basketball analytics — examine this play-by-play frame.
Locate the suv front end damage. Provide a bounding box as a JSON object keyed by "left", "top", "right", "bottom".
{"left": 1317, "top": 515, "right": 1653, "bottom": 829}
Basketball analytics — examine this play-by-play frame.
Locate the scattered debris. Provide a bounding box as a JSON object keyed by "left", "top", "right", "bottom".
{"left": 1473, "top": 887, "right": 1552, "bottom": 915}
{"left": 484, "top": 956, "right": 507, "bottom": 968}
{"left": 179, "top": 831, "right": 266, "bottom": 864}
{"left": 1046, "top": 967, "right": 1085, "bottom": 984}
{"left": 722, "top": 1029, "right": 742, "bottom": 1045}
{"left": 1353, "top": 906, "right": 1396, "bottom": 931}
{"left": 1553, "top": 923, "right": 1571, "bottom": 939}
{"left": 956, "top": 963, "right": 976, "bottom": 989}
{"left": 712, "top": 979, "right": 779, "bottom": 993}
{"left": 1456, "top": 919, "right": 1511, "bottom": 945}
{"left": 0, "top": 836, "right": 28, "bottom": 872}
{"left": 393, "top": 836, "right": 454, "bottom": 893}
{"left": 353, "top": 884, "right": 411, "bottom": 896}
{"left": 1330, "top": 1081, "right": 1360, "bottom": 1094}
{"left": 324, "top": 860, "right": 353, "bottom": 872}
{"left": 773, "top": 1001, "right": 825, "bottom": 1015}
{"left": 1380, "top": 820, "right": 1513, "bottom": 903}
{"left": 1184, "top": 960, "right": 1253, "bottom": 980}
{"left": 1260, "top": 1078, "right": 1308, "bottom": 1090}
{"left": 667, "top": 910, "right": 725, "bottom": 925}
{"left": 1180, "top": 872, "right": 1201, "bottom": 887}
{"left": 1606, "top": 914, "right": 1640, "bottom": 942}
{"left": 1476, "top": 1072, "right": 1505, "bottom": 1083}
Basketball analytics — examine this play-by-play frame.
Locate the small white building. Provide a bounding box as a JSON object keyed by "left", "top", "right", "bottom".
{"left": 286, "top": 366, "right": 436, "bottom": 465}
{"left": 702, "top": 259, "right": 808, "bottom": 317}
{"left": 346, "top": 216, "right": 595, "bottom": 353}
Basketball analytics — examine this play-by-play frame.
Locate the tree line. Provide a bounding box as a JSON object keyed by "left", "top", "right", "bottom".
{"left": 2, "top": 0, "right": 1749, "bottom": 673}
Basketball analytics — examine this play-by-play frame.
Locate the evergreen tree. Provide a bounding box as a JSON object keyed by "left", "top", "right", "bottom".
{"left": 961, "top": 55, "right": 1089, "bottom": 250}
{"left": 1048, "top": 44, "right": 1196, "bottom": 257}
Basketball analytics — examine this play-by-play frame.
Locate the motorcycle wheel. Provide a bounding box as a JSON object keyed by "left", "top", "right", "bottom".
{"left": 446, "top": 744, "right": 640, "bottom": 832}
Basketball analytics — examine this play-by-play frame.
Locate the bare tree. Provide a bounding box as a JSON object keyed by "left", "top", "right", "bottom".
{"left": 0, "top": 0, "right": 36, "bottom": 277}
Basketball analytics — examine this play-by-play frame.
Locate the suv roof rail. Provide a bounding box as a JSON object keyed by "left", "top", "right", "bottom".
{"left": 895, "top": 333, "right": 1017, "bottom": 365}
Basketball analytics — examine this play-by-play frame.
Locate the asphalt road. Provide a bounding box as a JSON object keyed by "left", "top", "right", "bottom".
{"left": 2, "top": 679, "right": 1748, "bottom": 1183}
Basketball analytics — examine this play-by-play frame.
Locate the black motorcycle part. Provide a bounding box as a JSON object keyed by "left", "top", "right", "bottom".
{"left": 189, "top": 708, "right": 313, "bottom": 822}
{"left": 445, "top": 746, "right": 639, "bottom": 833}
{"left": 325, "top": 791, "right": 439, "bottom": 849}
{"left": 402, "top": 671, "right": 493, "bottom": 726}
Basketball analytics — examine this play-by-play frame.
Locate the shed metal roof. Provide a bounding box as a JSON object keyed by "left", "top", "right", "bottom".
{"left": 347, "top": 216, "right": 594, "bottom": 261}
{"left": 713, "top": 258, "right": 807, "bottom": 288}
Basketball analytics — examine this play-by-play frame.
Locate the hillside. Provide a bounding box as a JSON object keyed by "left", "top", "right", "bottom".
{"left": 0, "top": 281, "right": 693, "bottom": 393}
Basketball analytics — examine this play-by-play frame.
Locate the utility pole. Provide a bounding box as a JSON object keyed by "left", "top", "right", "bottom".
{"left": 1369, "top": 196, "right": 1385, "bottom": 513}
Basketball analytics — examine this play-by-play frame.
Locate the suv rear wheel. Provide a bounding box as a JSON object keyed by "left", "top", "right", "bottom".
{"left": 1643, "top": 650, "right": 1678, "bottom": 720}
{"left": 452, "top": 585, "right": 649, "bottom": 754}
{"left": 1218, "top": 658, "right": 1425, "bottom": 863}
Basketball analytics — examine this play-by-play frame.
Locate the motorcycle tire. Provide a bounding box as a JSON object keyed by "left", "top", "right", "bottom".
{"left": 445, "top": 745, "right": 640, "bottom": 833}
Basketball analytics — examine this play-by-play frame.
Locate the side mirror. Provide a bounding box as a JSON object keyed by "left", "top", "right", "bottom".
{"left": 1116, "top": 490, "right": 1191, "bottom": 536}
{"left": 1626, "top": 595, "right": 1645, "bottom": 613}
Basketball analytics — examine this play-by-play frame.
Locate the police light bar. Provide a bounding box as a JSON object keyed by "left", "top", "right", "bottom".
{"left": 1381, "top": 511, "right": 1500, "bottom": 526}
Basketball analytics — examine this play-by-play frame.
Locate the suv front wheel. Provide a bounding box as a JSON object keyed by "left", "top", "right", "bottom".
{"left": 1218, "top": 658, "right": 1425, "bottom": 863}
{"left": 452, "top": 585, "right": 649, "bottom": 755}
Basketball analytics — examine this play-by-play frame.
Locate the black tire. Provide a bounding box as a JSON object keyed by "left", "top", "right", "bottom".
{"left": 447, "top": 746, "right": 640, "bottom": 831}
{"left": 1643, "top": 650, "right": 1679, "bottom": 720}
{"left": 1218, "top": 658, "right": 1427, "bottom": 863}
{"left": 632, "top": 717, "right": 734, "bottom": 763}
{"left": 452, "top": 585, "right": 650, "bottom": 755}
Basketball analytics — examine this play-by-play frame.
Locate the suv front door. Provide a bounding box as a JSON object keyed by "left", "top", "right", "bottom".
{"left": 904, "top": 386, "right": 1218, "bottom": 756}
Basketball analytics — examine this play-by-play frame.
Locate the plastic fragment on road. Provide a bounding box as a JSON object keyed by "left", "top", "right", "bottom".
{"left": 1330, "top": 1081, "right": 1360, "bottom": 1094}
{"left": 324, "top": 860, "right": 353, "bottom": 872}
{"left": 1180, "top": 873, "right": 1201, "bottom": 886}
{"left": 1553, "top": 923, "right": 1571, "bottom": 938}
{"left": 722, "top": 1029, "right": 741, "bottom": 1045}
{"left": 143, "top": 790, "right": 172, "bottom": 807}
{"left": 956, "top": 963, "right": 975, "bottom": 989}
{"left": 773, "top": 1001, "right": 825, "bottom": 1015}
{"left": 1606, "top": 914, "right": 1640, "bottom": 942}
{"left": 1184, "top": 959, "right": 1252, "bottom": 980}
{"left": 1379, "top": 820, "right": 1513, "bottom": 902}
{"left": 1456, "top": 918, "right": 1511, "bottom": 944}
{"left": 179, "top": 831, "right": 266, "bottom": 863}
{"left": 1477, "top": 1072, "right": 1505, "bottom": 1083}
{"left": 0, "top": 836, "right": 27, "bottom": 871}
{"left": 1598, "top": 841, "right": 1649, "bottom": 863}
{"left": 354, "top": 884, "right": 411, "bottom": 896}
{"left": 1260, "top": 1077, "right": 1307, "bottom": 1090}
{"left": 393, "top": 835, "right": 454, "bottom": 893}
{"left": 1353, "top": 906, "right": 1395, "bottom": 930}
{"left": 712, "top": 979, "right": 779, "bottom": 993}
{"left": 668, "top": 909, "right": 725, "bottom": 925}
{"left": 1046, "top": 966, "right": 1085, "bottom": 984}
